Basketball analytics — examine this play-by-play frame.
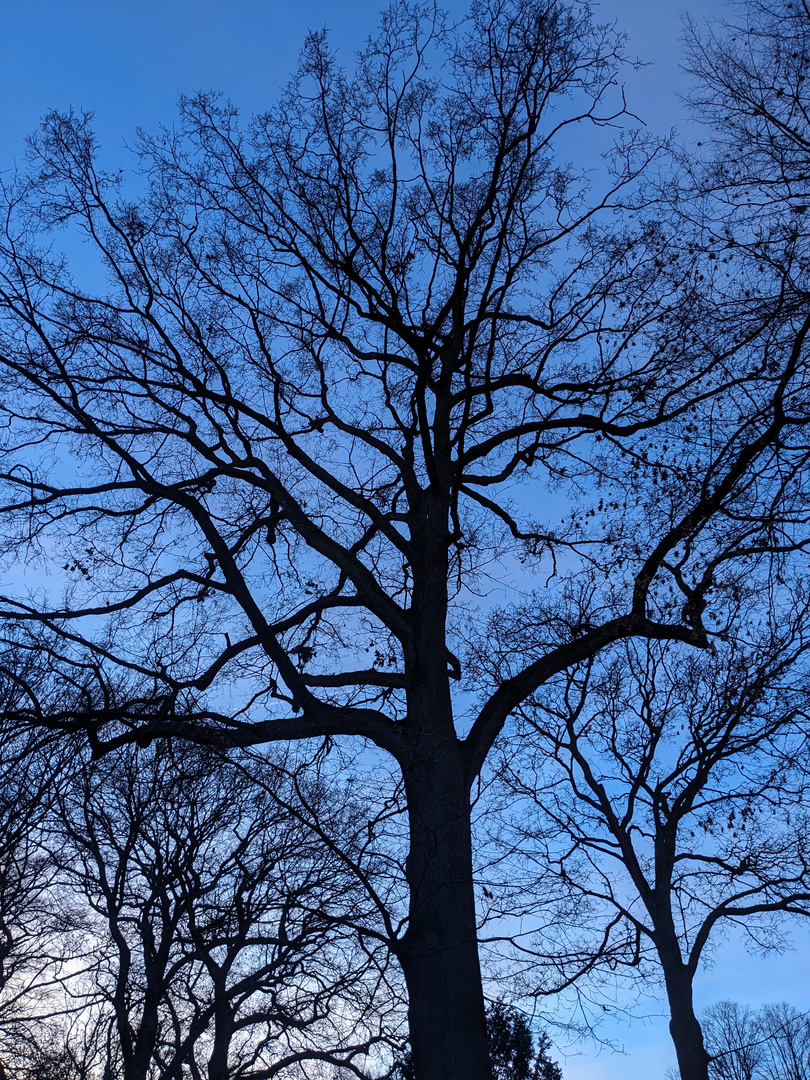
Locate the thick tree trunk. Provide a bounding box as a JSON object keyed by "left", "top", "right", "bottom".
{"left": 652, "top": 826, "right": 711, "bottom": 1080}
{"left": 395, "top": 491, "right": 491, "bottom": 1080}
{"left": 207, "top": 995, "right": 233, "bottom": 1080}
{"left": 662, "top": 958, "right": 711, "bottom": 1080}
{"left": 398, "top": 741, "right": 491, "bottom": 1080}
{"left": 131, "top": 999, "right": 162, "bottom": 1080}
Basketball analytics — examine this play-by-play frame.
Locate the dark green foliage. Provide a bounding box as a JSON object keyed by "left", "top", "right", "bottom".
{"left": 393, "top": 1002, "right": 562, "bottom": 1080}
{"left": 487, "top": 1002, "right": 562, "bottom": 1080}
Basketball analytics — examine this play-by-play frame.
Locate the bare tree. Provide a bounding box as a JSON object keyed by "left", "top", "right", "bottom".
{"left": 50, "top": 740, "right": 393, "bottom": 1080}
{"left": 0, "top": 673, "right": 83, "bottom": 1076}
{"left": 702, "top": 1000, "right": 810, "bottom": 1080}
{"left": 757, "top": 1003, "right": 810, "bottom": 1080}
{"left": 1, "top": 1, "right": 809, "bottom": 1077}
{"left": 490, "top": 612, "right": 810, "bottom": 1080}
{"left": 703, "top": 1001, "right": 761, "bottom": 1080}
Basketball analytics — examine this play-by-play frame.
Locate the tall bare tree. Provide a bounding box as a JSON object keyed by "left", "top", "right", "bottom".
{"left": 490, "top": 612, "right": 810, "bottom": 1080}
{"left": 51, "top": 742, "right": 392, "bottom": 1080}
{"left": 1, "top": 1, "right": 809, "bottom": 1077}
{"left": 0, "top": 674, "right": 82, "bottom": 1077}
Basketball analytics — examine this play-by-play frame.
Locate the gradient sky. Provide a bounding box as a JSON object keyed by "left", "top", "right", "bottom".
{"left": 2, "top": 0, "right": 807, "bottom": 1077}
{"left": 1, "top": 0, "right": 723, "bottom": 165}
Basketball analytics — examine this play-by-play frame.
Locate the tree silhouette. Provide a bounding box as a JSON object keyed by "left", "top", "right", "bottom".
{"left": 50, "top": 742, "right": 392, "bottom": 1080}
{"left": 1, "top": 1, "right": 809, "bottom": 1077}
{"left": 393, "top": 1001, "right": 562, "bottom": 1080}
{"left": 495, "top": 622, "right": 810, "bottom": 1080}
{"left": 702, "top": 1000, "right": 810, "bottom": 1080}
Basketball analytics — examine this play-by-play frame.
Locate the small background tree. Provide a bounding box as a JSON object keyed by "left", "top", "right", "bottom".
{"left": 393, "top": 1001, "right": 562, "bottom": 1080}
{"left": 702, "top": 1000, "right": 810, "bottom": 1080}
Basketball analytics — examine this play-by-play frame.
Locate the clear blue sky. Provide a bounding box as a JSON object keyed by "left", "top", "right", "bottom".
{"left": 1, "top": 0, "right": 722, "bottom": 167}
{"left": 3, "top": 1, "right": 806, "bottom": 1077}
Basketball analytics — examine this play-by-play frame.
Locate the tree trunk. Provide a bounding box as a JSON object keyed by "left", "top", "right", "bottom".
{"left": 131, "top": 1002, "right": 162, "bottom": 1080}
{"left": 207, "top": 996, "right": 233, "bottom": 1080}
{"left": 662, "top": 958, "right": 711, "bottom": 1080}
{"left": 398, "top": 740, "right": 491, "bottom": 1080}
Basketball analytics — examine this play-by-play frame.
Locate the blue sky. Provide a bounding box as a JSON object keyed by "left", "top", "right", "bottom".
{"left": 1, "top": 0, "right": 723, "bottom": 166}
{"left": 3, "top": 0, "right": 807, "bottom": 1077}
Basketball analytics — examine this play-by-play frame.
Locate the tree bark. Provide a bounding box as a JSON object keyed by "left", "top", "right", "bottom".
{"left": 398, "top": 739, "right": 491, "bottom": 1080}
{"left": 206, "top": 997, "right": 232, "bottom": 1080}
{"left": 662, "top": 956, "right": 711, "bottom": 1080}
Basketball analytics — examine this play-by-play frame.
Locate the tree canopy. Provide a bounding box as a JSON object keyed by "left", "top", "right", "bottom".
{"left": 1, "top": 1, "right": 809, "bottom": 1078}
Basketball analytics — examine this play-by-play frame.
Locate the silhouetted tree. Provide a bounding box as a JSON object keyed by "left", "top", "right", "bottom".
{"left": 1, "top": 1, "right": 809, "bottom": 1077}
{"left": 494, "top": 620, "right": 810, "bottom": 1080}
{"left": 51, "top": 741, "right": 392, "bottom": 1080}
{"left": 756, "top": 1003, "right": 810, "bottom": 1080}
{"left": 702, "top": 1000, "right": 810, "bottom": 1080}
{"left": 486, "top": 1003, "right": 562, "bottom": 1080}
{"left": 0, "top": 670, "right": 83, "bottom": 1077}
{"left": 703, "top": 1001, "right": 761, "bottom": 1080}
{"left": 393, "top": 1002, "right": 562, "bottom": 1080}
